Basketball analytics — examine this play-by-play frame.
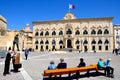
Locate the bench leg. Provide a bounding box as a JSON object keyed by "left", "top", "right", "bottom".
{"left": 68, "top": 71, "right": 71, "bottom": 77}
{"left": 49, "top": 73, "right": 52, "bottom": 80}
{"left": 87, "top": 70, "right": 90, "bottom": 77}
{"left": 76, "top": 70, "right": 79, "bottom": 79}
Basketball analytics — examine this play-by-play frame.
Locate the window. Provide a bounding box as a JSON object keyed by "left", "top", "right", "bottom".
{"left": 1, "top": 30, "right": 6, "bottom": 36}
{"left": 104, "top": 39, "right": 109, "bottom": 44}
{"left": 92, "top": 46, "right": 95, "bottom": 50}
{"left": 83, "top": 40, "right": 88, "bottom": 44}
{"left": 91, "top": 40, "right": 96, "bottom": 44}
{"left": 66, "top": 29, "right": 72, "bottom": 35}
{"left": 45, "top": 31, "right": 49, "bottom": 36}
{"left": 75, "top": 30, "right": 80, "bottom": 35}
{"left": 35, "top": 40, "right": 39, "bottom": 44}
{"left": 59, "top": 31, "right": 63, "bottom": 35}
{"left": 97, "top": 29, "right": 102, "bottom": 34}
{"left": 116, "top": 35, "right": 119, "bottom": 39}
{"left": 45, "top": 40, "right": 49, "bottom": 44}
{"left": 83, "top": 30, "right": 88, "bottom": 35}
{"left": 35, "top": 32, "right": 39, "bottom": 36}
{"left": 36, "top": 45, "right": 38, "bottom": 50}
{"left": 76, "top": 46, "right": 79, "bottom": 49}
{"left": 99, "top": 46, "right": 102, "bottom": 50}
{"left": 46, "top": 45, "right": 48, "bottom": 50}
{"left": 52, "top": 31, "right": 56, "bottom": 36}
{"left": 104, "top": 29, "right": 109, "bottom": 34}
{"left": 105, "top": 46, "right": 108, "bottom": 50}
{"left": 60, "top": 46, "right": 62, "bottom": 49}
{"left": 40, "top": 40, "right": 44, "bottom": 44}
{"left": 59, "top": 40, "right": 63, "bottom": 44}
{"left": 40, "top": 31, "right": 43, "bottom": 36}
{"left": 98, "top": 40, "right": 102, "bottom": 44}
{"left": 91, "top": 29, "right": 96, "bottom": 34}
{"left": 75, "top": 40, "right": 79, "bottom": 44}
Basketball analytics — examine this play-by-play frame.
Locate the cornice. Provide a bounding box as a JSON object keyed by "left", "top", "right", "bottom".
{"left": 32, "top": 17, "right": 114, "bottom": 25}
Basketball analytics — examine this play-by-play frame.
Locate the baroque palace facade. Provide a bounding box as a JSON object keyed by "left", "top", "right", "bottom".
{"left": 33, "top": 12, "right": 114, "bottom": 52}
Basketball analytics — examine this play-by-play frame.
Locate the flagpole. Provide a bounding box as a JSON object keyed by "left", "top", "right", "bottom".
{"left": 68, "top": 0, "right": 70, "bottom": 12}
{"left": 69, "top": 4, "right": 70, "bottom": 12}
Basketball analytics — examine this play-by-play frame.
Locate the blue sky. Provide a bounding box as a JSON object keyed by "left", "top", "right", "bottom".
{"left": 0, "top": 0, "right": 120, "bottom": 30}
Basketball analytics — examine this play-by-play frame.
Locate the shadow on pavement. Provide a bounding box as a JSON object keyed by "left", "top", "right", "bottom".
{"left": 43, "top": 72, "right": 105, "bottom": 80}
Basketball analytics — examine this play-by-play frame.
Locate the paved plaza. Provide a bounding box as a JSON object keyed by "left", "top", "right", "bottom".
{"left": 0, "top": 51, "right": 120, "bottom": 80}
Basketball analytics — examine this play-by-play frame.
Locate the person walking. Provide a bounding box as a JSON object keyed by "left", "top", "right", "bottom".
{"left": 24, "top": 48, "right": 29, "bottom": 60}
{"left": 3, "top": 47, "right": 13, "bottom": 76}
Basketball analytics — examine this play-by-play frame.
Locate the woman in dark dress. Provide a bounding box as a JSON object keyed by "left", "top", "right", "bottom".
{"left": 3, "top": 47, "right": 12, "bottom": 76}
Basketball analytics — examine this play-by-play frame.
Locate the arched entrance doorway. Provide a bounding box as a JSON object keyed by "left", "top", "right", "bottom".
{"left": 67, "top": 39, "right": 72, "bottom": 48}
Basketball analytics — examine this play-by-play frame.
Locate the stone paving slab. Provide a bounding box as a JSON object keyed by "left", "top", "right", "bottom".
{"left": 0, "top": 51, "right": 120, "bottom": 80}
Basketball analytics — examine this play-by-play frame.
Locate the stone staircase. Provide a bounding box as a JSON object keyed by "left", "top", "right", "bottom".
{"left": 59, "top": 48, "right": 79, "bottom": 51}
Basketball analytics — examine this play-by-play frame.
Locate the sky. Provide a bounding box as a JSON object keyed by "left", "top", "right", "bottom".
{"left": 0, "top": 0, "right": 120, "bottom": 30}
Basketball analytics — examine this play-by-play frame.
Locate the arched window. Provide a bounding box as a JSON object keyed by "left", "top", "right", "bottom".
{"left": 59, "top": 40, "right": 63, "bottom": 44}
{"left": 97, "top": 29, "right": 102, "bottom": 34}
{"left": 104, "top": 39, "right": 109, "bottom": 44}
{"left": 91, "top": 29, "right": 96, "bottom": 34}
{"left": 40, "top": 31, "right": 43, "bottom": 36}
{"left": 98, "top": 39, "right": 102, "bottom": 44}
{"left": 0, "top": 30, "right": 6, "bottom": 36}
{"left": 66, "top": 29, "right": 72, "bottom": 35}
{"left": 36, "top": 45, "right": 38, "bottom": 50}
{"left": 83, "top": 40, "right": 88, "bottom": 44}
{"left": 59, "top": 31, "right": 63, "bottom": 35}
{"left": 52, "top": 31, "right": 56, "bottom": 35}
{"left": 35, "top": 40, "right": 39, "bottom": 44}
{"left": 75, "top": 40, "right": 79, "bottom": 44}
{"left": 104, "top": 29, "right": 109, "bottom": 34}
{"left": 40, "top": 40, "right": 44, "bottom": 44}
{"left": 75, "top": 30, "right": 80, "bottom": 35}
{"left": 45, "top": 40, "right": 49, "bottom": 44}
{"left": 91, "top": 40, "right": 96, "bottom": 44}
{"left": 83, "top": 30, "right": 88, "bottom": 35}
{"left": 35, "top": 32, "right": 39, "bottom": 36}
{"left": 45, "top": 31, "right": 49, "bottom": 36}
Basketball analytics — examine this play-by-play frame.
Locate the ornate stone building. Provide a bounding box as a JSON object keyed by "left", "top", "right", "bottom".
{"left": 33, "top": 12, "right": 114, "bottom": 52}
{"left": 113, "top": 24, "right": 120, "bottom": 49}
{"left": 0, "top": 15, "right": 32, "bottom": 51}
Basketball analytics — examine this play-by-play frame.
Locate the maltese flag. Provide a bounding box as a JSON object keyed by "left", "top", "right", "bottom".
{"left": 69, "top": 4, "right": 75, "bottom": 9}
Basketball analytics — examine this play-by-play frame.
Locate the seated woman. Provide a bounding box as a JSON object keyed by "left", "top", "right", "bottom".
{"left": 48, "top": 61, "right": 57, "bottom": 70}
{"left": 97, "top": 58, "right": 106, "bottom": 75}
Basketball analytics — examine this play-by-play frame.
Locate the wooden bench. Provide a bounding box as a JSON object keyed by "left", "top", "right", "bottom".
{"left": 42, "top": 64, "right": 103, "bottom": 79}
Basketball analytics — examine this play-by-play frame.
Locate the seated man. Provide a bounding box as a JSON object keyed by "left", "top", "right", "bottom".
{"left": 97, "top": 58, "right": 106, "bottom": 75}
{"left": 104, "top": 58, "right": 114, "bottom": 78}
{"left": 77, "top": 58, "right": 86, "bottom": 67}
{"left": 57, "top": 58, "right": 67, "bottom": 69}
